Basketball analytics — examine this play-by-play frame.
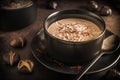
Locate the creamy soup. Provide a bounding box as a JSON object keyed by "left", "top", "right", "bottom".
{"left": 47, "top": 18, "right": 102, "bottom": 42}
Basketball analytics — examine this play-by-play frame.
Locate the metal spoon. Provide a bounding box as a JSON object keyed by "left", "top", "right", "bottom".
{"left": 75, "top": 35, "right": 120, "bottom": 80}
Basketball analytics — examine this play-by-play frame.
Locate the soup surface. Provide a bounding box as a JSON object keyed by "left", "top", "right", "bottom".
{"left": 47, "top": 18, "right": 102, "bottom": 42}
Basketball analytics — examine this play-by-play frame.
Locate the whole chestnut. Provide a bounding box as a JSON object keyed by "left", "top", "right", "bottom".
{"left": 100, "top": 6, "right": 112, "bottom": 16}
{"left": 47, "top": 0, "right": 58, "bottom": 9}
{"left": 87, "top": 0, "right": 99, "bottom": 11}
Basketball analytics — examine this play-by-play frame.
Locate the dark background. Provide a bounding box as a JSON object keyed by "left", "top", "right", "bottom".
{"left": 0, "top": 0, "right": 120, "bottom": 80}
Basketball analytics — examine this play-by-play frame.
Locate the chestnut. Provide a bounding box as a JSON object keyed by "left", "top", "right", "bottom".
{"left": 3, "top": 51, "right": 20, "bottom": 66}
{"left": 47, "top": 0, "right": 58, "bottom": 9}
{"left": 10, "top": 36, "right": 26, "bottom": 48}
{"left": 100, "top": 6, "right": 112, "bottom": 16}
{"left": 87, "top": 0, "right": 99, "bottom": 11}
{"left": 17, "top": 59, "right": 34, "bottom": 73}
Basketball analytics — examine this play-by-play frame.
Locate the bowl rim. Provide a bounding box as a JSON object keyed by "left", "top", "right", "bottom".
{"left": 44, "top": 9, "right": 106, "bottom": 44}
{"left": 0, "top": 1, "right": 33, "bottom": 10}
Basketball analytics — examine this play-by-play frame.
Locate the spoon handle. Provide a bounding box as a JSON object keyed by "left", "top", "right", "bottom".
{"left": 75, "top": 52, "right": 104, "bottom": 80}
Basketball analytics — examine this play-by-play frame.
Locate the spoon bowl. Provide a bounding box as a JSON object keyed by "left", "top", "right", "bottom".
{"left": 102, "top": 35, "right": 120, "bottom": 53}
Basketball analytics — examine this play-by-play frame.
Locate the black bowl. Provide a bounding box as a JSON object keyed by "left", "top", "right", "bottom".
{"left": 0, "top": 1, "right": 37, "bottom": 31}
{"left": 44, "top": 9, "right": 106, "bottom": 65}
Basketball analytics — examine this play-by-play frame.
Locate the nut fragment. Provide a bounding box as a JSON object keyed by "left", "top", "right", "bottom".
{"left": 100, "top": 6, "right": 112, "bottom": 16}
{"left": 3, "top": 51, "right": 20, "bottom": 66}
{"left": 10, "top": 37, "right": 26, "bottom": 48}
{"left": 47, "top": 0, "right": 58, "bottom": 9}
{"left": 87, "top": 0, "right": 99, "bottom": 11}
{"left": 17, "top": 59, "right": 34, "bottom": 73}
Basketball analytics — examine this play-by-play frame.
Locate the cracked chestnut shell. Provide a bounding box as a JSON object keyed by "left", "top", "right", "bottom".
{"left": 17, "top": 59, "right": 34, "bottom": 73}
{"left": 10, "top": 37, "right": 26, "bottom": 48}
{"left": 3, "top": 51, "right": 20, "bottom": 66}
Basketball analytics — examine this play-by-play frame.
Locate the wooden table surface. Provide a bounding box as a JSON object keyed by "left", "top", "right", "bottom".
{"left": 0, "top": 0, "right": 120, "bottom": 80}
